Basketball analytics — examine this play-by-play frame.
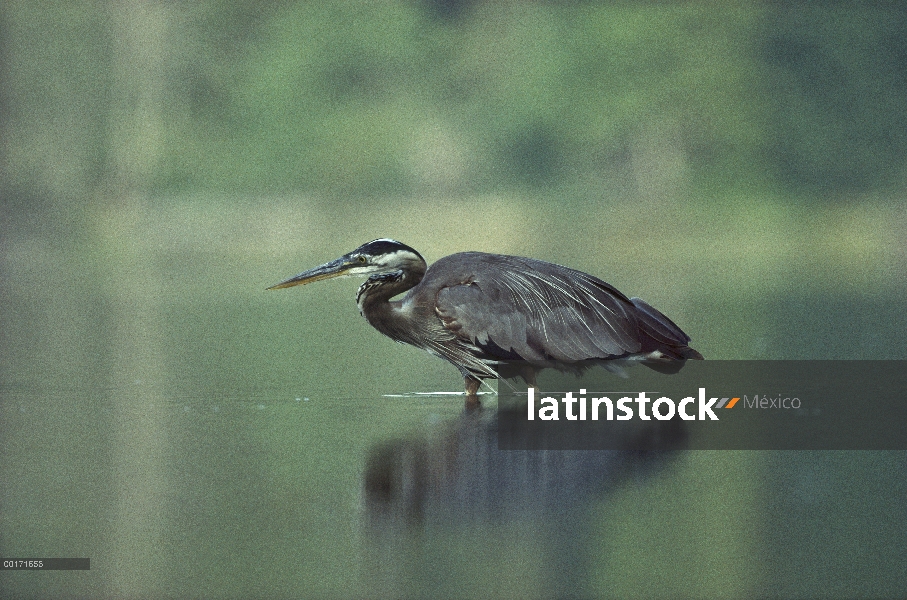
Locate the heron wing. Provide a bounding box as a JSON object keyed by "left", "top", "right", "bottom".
{"left": 433, "top": 254, "right": 643, "bottom": 364}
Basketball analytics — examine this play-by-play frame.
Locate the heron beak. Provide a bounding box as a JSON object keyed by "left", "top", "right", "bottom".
{"left": 267, "top": 256, "right": 353, "bottom": 290}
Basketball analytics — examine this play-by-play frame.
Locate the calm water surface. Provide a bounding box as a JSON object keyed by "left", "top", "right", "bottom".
{"left": 4, "top": 378, "right": 905, "bottom": 598}
{"left": 0, "top": 377, "right": 726, "bottom": 598}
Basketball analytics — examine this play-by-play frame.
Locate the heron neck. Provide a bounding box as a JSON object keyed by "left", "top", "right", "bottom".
{"left": 357, "top": 266, "right": 425, "bottom": 342}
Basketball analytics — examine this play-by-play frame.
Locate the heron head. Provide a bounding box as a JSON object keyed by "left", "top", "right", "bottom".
{"left": 268, "top": 239, "right": 426, "bottom": 290}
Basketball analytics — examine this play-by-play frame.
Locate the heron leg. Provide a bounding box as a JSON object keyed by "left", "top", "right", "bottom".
{"left": 464, "top": 376, "right": 481, "bottom": 411}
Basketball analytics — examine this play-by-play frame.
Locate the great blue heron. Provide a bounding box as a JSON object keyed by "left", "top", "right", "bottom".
{"left": 269, "top": 239, "right": 702, "bottom": 402}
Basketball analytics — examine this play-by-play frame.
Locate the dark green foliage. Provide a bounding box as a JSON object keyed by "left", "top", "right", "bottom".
{"left": 3, "top": 4, "right": 905, "bottom": 201}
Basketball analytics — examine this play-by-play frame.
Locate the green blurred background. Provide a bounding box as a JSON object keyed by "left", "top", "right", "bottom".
{"left": 2, "top": 2, "right": 906, "bottom": 598}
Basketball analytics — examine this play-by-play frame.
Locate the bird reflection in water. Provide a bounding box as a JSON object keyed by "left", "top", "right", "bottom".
{"left": 361, "top": 397, "right": 687, "bottom": 598}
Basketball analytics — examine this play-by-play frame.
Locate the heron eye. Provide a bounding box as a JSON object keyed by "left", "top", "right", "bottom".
{"left": 358, "top": 255, "right": 367, "bottom": 263}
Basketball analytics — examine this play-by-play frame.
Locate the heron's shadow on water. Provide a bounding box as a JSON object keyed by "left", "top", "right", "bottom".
{"left": 361, "top": 400, "right": 688, "bottom": 597}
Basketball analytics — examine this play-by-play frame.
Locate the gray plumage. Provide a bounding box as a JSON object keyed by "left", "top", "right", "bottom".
{"left": 269, "top": 239, "right": 702, "bottom": 397}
